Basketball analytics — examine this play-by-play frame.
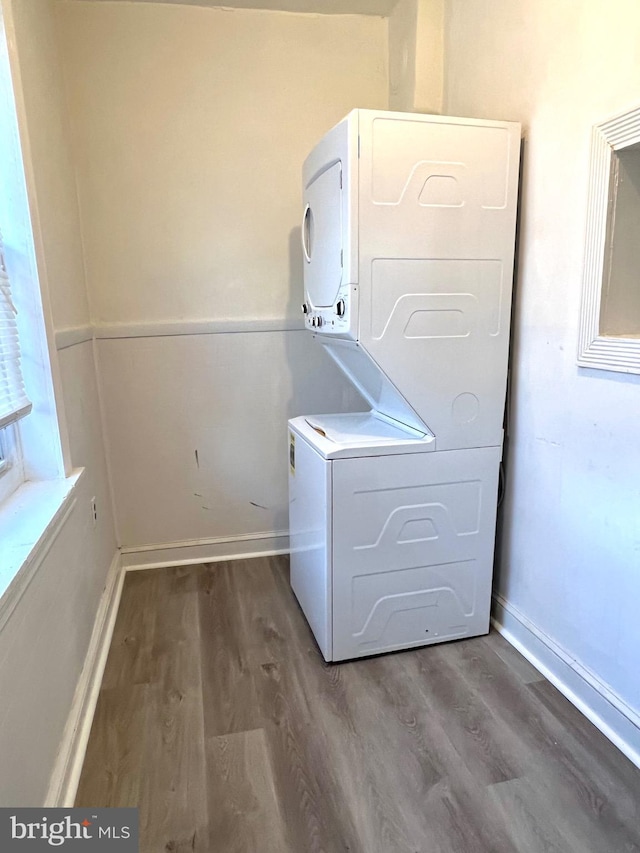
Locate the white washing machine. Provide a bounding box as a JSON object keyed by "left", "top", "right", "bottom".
{"left": 289, "top": 413, "right": 502, "bottom": 662}
{"left": 289, "top": 109, "right": 520, "bottom": 661}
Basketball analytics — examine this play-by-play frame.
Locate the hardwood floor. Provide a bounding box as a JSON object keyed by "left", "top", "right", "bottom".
{"left": 76, "top": 557, "right": 640, "bottom": 852}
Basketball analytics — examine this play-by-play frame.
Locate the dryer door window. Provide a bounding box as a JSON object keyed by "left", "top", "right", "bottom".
{"left": 303, "top": 160, "right": 343, "bottom": 308}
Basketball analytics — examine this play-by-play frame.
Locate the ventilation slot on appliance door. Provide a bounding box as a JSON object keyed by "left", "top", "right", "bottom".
{"left": 302, "top": 204, "right": 313, "bottom": 263}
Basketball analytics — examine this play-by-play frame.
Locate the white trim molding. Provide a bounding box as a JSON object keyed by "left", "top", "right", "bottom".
{"left": 55, "top": 319, "right": 307, "bottom": 349}
{"left": 55, "top": 317, "right": 305, "bottom": 351}
{"left": 492, "top": 593, "right": 640, "bottom": 770}
{"left": 45, "top": 551, "right": 124, "bottom": 807}
{"left": 121, "top": 530, "right": 290, "bottom": 571}
{"left": 55, "top": 325, "right": 94, "bottom": 351}
{"left": 578, "top": 103, "right": 640, "bottom": 375}
{"left": 95, "top": 318, "right": 304, "bottom": 340}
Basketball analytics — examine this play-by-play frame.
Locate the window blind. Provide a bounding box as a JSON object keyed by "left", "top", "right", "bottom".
{"left": 0, "top": 229, "right": 31, "bottom": 430}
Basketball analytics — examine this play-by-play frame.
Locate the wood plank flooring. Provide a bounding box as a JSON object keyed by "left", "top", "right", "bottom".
{"left": 76, "top": 557, "right": 640, "bottom": 852}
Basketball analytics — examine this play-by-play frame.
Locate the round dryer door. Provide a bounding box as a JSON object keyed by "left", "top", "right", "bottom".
{"left": 302, "top": 160, "right": 343, "bottom": 308}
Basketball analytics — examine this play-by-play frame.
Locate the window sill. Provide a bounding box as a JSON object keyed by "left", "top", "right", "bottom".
{"left": 0, "top": 470, "right": 84, "bottom": 631}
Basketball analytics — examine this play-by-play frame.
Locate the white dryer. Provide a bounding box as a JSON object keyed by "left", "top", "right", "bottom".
{"left": 289, "top": 109, "right": 520, "bottom": 661}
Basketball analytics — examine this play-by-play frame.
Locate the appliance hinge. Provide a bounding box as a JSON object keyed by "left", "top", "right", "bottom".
{"left": 339, "top": 171, "right": 343, "bottom": 189}
{"left": 340, "top": 249, "right": 343, "bottom": 267}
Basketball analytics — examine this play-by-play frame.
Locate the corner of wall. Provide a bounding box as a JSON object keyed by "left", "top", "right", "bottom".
{"left": 414, "top": 0, "right": 444, "bottom": 115}
{"left": 387, "top": 0, "right": 444, "bottom": 115}
{"left": 388, "top": 0, "right": 418, "bottom": 111}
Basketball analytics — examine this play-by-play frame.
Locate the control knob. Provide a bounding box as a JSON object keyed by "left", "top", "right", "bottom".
{"left": 336, "top": 299, "right": 346, "bottom": 318}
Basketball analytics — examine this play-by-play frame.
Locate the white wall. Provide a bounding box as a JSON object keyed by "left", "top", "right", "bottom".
{"left": 56, "top": 2, "right": 388, "bottom": 326}
{"left": 56, "top": 1, "right": 385, "bottom": 557}
{"left": 445, "top": 0, "right": 640, "bottom": 757}
{"left": 0, "top": 0, "right": 116, "bottom": 804}
{"left": 98, "top": 332, "right": 362, "bottom": 552}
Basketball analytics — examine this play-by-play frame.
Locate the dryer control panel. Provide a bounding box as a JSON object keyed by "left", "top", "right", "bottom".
{"left": 302, "top": 284, "right": 356, "bottom": 335}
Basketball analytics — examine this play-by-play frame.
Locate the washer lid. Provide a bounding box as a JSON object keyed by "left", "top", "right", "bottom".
{"left": 303, "top": 160, "right": 343, "bottom": 308}
{"left": 288, "top": 413, "right": 435, "bottom": 460}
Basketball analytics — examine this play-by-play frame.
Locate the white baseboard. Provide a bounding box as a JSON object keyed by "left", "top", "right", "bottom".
{"left": 121, "top": 530, "right": 290, "bottom": 571}
{"left": 492, "top": 592, "right": 640, "bottom": 770}
{"left": 45, "top": 550, "right": 125, "bottom": 807}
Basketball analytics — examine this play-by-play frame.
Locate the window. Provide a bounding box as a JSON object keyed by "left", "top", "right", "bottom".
{"left": 0, "top": 423, "right": 23, "bottom": 505}
{"left": 0, "top": 426, "right": 7, "bottom": 474}
{"left": 599, "top": 145, "right": 640, "bottom": 338}
{"left": 0, "top": 230, "right": 31, "bottom": 427}
{"left": 0, "top": 230, "right": 30, "bottom": 505}
{"left": 578, "top": 103, "right": 640, "bottom": 374}
{"left": 0, "top": 1, "right": 67, "bottom": 511}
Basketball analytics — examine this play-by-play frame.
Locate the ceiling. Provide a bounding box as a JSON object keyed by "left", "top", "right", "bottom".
{"left": 74, "top": 0, "right": 398, "bottom": 15}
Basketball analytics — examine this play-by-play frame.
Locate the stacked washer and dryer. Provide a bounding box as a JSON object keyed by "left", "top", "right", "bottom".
{"left": 288, "top": 109, "right": 520, "bottom": 662}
